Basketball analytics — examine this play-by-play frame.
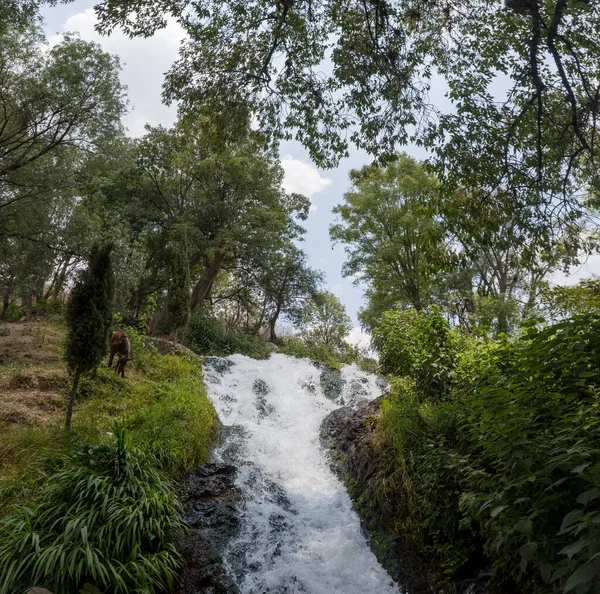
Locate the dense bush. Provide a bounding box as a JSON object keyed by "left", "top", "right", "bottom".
{"left": 185, "top": 309, "right": 270, "bottom": 359}
{"left": 461, "top": 316, "right": 600, "bottom": 592}
{"left": 374, "top": 310, "right": 600, "bottom": 592}
{"left": 373, "top": 306, "right": 459, "bottom": 400}
{"left": 0, "top": 424, "right": 183, "bottom": 594}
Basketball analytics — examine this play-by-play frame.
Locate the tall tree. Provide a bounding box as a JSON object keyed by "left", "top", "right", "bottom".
{"left": 64, "top": 243, "right": 115, "bottom": 430}
{"left": 330, "top": 154, "right": 447, "bottom": 329}
{"left": 128, "top": 117, "right": 309, "bottom": 324}
{"left": 0, "top": 25, "right": 126, "bottom": 183}
{"left": 256, "top": 243, "right": 323, "bottom": 341}
{"left": 298, "top": 291, "right": 353, "bottom": 349}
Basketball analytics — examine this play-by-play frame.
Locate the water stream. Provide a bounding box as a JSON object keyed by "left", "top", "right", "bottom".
{"left": 203, "top": 353, "right": 401, "bottom": 594}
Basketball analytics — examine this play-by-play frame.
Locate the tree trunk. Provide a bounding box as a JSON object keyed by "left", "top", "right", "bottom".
{"left": 190, "top": 251, "right": 225, "bottom": 310}
{"left": 269, "top": 304, "right": 282, "bottom": 341}
{"left": 25, "top": 294, "right": 33, "bottom": 321}
{"left": 1, "top": 285, "right": 11, "bottom": 319}
{"left": 65, "top": 369, "right": 81, "bottom": 430}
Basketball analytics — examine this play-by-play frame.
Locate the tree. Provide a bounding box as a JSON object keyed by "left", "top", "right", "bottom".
{"left": 298, "top": 291, "right": 353, "bottom": 349}
{"left": 330, "top": 154, "right": 447, "bottom": 329}
{"left": 125, "top": 117, "right": 309, "bottom": 327}
{"left": 95, "top": 0, "right": 600, "bottom": 230}
{"left": 64, "top": 243, "right": 115, "bottom": 430}
{"left": 0, "top": 23, "right": 126, "bottom": 182}
{"left": 256, "top": 243, "right": 323, "bottom": 341}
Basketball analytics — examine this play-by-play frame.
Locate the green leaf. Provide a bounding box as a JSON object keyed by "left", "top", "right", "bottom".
{"left": 514, "top": 518, "right": 533, "bottom": 535}
{"left": 577, "top": 488, "right": 600, "bottom": 505}
{"left": 563, "top": 563, "right": 597, "bottom": 592}
{"left": 519, "top": 542, "right": 537, "bottom": 561}
{"left": 561, "top": 510, "right": 584, "bottom": 530}
{"left": 490, "top": 505, "right": 508, "bottom": 518}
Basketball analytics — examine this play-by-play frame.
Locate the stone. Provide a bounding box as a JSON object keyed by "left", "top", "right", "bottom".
{"left": 175, "top": 463, "right": 241, "bottom": 594}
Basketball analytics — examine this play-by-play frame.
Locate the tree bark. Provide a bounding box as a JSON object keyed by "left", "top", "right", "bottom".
{"left": 190, "top": 251, "right": 225, "bottom": 310}
{"left": 25, "top": 294, "right": 33, "bottom": 321}
{"left": 269, "top": 303, "right": 282, "bottom": 341}
{"left": 65, "top": 369, "right": 81, "bottom": 430}
{"left": 1, "top": 285, "right": 11, "bottom": 319}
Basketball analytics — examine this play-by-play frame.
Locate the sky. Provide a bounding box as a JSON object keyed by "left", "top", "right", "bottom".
{"left": 40, "top": 2, "right": 599, "bottom": 346}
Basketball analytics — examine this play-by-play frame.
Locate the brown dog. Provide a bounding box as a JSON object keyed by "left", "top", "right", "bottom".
{"left": 108, "top": 329, "right": 132, "bottom": 378}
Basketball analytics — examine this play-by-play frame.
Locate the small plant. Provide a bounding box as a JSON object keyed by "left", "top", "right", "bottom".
{"left": 0, "top": 327, "right": 9, "bottom": 337}
{"left": 0, "top": 423, "right": 183, "bottom": 594}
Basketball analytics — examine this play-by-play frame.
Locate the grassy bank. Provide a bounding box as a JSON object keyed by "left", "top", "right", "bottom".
{"left": 0, "top": 319, "right": 218, "bottom": 593}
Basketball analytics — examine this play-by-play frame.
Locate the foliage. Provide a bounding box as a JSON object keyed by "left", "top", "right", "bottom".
{"left": 372, "top": 306, "right": 459, "bottom": 401}
{"left": 0, "top": 424, "right": 183, "bottom": 594}
{"left": 297, "top": 291, "right": 353, "bottom": 349}
{"left": 460, "top": 315, "right": 600, "bottom": 591}
{"left": 185, "top": 309, "right": 270, "bottom": 359}
{"left": 540, "top": 279, "right": 600, "bottom": 320}
{"left": 373, "top": 309, "right": 600, "bottom": 592}
{"left": 331, "top": 154, "right": 446, "bottom": 320}
{"left": 0, "top": 22, "right": 126, "bottom": 180}
{"left": 96, "top": 0, "right": 600, "bottom": 231}
{"left": 277, "top": 334, "right": 368, "bottom": 371}
{"left": 64, "top": 244, "right": 115, "bottom": 376}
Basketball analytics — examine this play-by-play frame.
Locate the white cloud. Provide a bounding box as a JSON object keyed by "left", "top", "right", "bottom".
{"left": 48, "top": 8, "right": 185, "bottom": 137}
{"left": 280, "top": 154, "right": 332, "bottom": 214}
{"left": 549, "top": 255, "right": 600, "bottom": 286}
{"left": 346, "top": 326, "right": 371, "bottom": 349}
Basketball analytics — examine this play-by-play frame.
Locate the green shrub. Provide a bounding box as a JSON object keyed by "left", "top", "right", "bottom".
{"left": 185, "top": 310, "right": 224, "bottom": 354}
{"left": 374, "top": 311, "right": 600, "bottom": 592}
{"left": 372, "top": 306, "right": 459, "bottom": 400}
{"left": 185, "top": 309, "right": 270, "bottom": 359}
{"left": 460, "top": 315, "right": 600, "bottom": 592}
{"left": 0, "top": 424, "right": 183, "bottom": 594}
{"left": 377, "top": 377, "right": 477, "bottom": 577}
{"left": 2, "top": 302, "right": 25, "bottom": 322}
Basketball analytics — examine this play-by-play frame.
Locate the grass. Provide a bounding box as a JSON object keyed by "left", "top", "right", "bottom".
{"left": 0, "top": 321, "right": 219, "bottom": 593}
{"left": 0, "top": 321, "right": 218, "bottom": 514}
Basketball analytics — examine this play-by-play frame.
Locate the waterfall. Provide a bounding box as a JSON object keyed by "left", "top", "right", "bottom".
{"left": 203, "top": 353, "right": 401, "bottom": 594}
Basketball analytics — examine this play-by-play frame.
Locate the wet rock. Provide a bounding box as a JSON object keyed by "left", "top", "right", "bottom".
{"left": 265, "top": 342, "right": 279, "bottom": 352}
{"left": 204, "top": 357, "right": 236, "bottom": 375}
{"left": 175, "top": 463, "right": 240, "bottom": 594}
{"left": 319, "top": 367, "right": 346, "bottom": 400}
{"left": 254, "top": 396, "right": 275, "bottom": 418}
{"left": 252, "top": 379, "right": 269, "bottom": 396}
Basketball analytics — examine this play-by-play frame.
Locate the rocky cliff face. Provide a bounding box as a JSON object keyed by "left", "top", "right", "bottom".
{"left": 321, "top": 398, "right": 492, "bottom": 594}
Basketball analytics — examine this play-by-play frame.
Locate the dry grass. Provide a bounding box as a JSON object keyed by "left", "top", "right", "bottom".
{"left": 0, "top": 320, "right": 67, "bottom": 426}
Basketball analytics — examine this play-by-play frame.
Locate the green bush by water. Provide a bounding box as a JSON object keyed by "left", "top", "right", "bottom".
{"left": 373, "top": 311, "right": 600, "bottom": 592}
{"left": 185, "top": 309, "right": 270, "bottom": 359}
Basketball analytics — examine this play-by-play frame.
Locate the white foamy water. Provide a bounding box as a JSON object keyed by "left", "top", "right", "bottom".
{"left": 203, "top": 353, "right": 400, "bottom": 594}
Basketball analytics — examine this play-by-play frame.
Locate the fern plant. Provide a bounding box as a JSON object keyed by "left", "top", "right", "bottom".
{"left": 0, "top": 423, "right": 183, "bottom": 594}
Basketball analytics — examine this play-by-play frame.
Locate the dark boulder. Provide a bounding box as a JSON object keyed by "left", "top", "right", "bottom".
{"left": 175, "top": 463, "right": 240, "bottom": 594}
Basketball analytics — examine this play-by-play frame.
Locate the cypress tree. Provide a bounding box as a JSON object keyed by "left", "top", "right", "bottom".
{"left": 64, "top": 243, "right": 115, "bottom": 429}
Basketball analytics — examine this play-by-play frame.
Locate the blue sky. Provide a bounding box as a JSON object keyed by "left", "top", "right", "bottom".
{"left": 40, "top": 2, "right": 598, "bottom": 343}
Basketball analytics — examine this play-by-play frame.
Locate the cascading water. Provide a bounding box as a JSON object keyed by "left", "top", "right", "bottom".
{"left": 203, "top": 353, "right": 401, "bottom": 594}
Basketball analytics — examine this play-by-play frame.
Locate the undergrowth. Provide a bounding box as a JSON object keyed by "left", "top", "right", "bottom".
{"left": 372, "top": 309, "right": 600, "bottom": 593}
{"left": 0, "top": 423, "right": 183, "bottom": 594}
{"left": 0, "top": 325, "right": 218, "bottom": 593}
